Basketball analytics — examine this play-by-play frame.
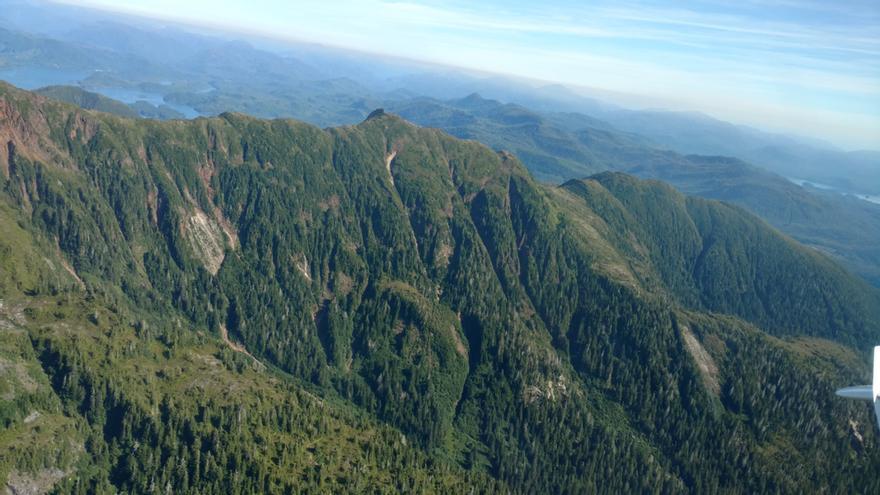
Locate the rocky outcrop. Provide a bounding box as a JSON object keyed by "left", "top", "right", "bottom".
{"left": 680, "top": 324, "right": 720, "bottom": 395}
{"left": 184, "top": 208, "right": 228, "bottom": 275}
{"left": 5, "top": 468, "right": 67, "bottom": 495}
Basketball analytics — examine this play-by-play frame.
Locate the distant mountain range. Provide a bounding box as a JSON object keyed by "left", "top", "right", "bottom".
{"left": 587, "top": 108, "right": 880, "bottom": 197}
{"left": 0, "top": 0, "right": 876, "bottom": 188}
{"left": 6, "top": 5, "right": 878, "bottom": 287}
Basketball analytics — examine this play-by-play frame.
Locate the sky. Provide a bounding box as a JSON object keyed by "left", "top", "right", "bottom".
{"left": 62, "top": 0, "right": 880, "bottom": 149}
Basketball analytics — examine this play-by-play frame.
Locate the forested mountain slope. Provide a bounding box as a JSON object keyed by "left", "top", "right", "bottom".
{"left": 390, "top": 94, "right": 880, "bottom": 286}
{"left": 1, "top": 82, "right": 878, "bottom": 494}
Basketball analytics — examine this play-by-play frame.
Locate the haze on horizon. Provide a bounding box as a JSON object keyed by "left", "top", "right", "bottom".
{"left": 59, "top": 0, "right": 880, "bottom": 151}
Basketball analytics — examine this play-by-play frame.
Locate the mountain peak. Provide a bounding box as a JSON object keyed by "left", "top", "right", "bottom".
{"left": 361, "top": 108, "right": 412, "bottom": 127}
{"left": 461, "top": 92, "right": 484, "bottom": 102}
{"left": 365, "top": 108, "right": 386, "bottom": 120}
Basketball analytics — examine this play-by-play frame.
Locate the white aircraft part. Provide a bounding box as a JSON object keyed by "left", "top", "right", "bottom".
{"left": 835, "top": 346, "right": 880, "bottom": 430}
{"left": 836, "top": 385, "right": 873, "bottom": 400}
{"left": 875, "top": 346, "right": 880, "bottom": 429}
{"left": 874, "top": 346, "right": 880, "bottom": 401}
{"left": 876, "top": 401, "right": 880, "bottom": 430}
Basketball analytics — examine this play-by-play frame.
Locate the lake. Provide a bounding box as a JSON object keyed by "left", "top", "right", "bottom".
{"left": 89, "top": 87, "right": 201, "bottom": 119}
{"left": 788, "top": 177, "right": 880, "bottom": 206}
{"left": 0, "top": 67, "right": 201, "bottom": 119}
{"left": 0, "top": 67, "right": 91, "bottom": 89}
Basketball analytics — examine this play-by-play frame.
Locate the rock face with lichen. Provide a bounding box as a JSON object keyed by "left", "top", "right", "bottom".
{"left": 5, "top": 468, "right": 68, "bottom": 495}
{"left": 0, "top": 82, "right": 879, "bottom": 494}
{"left": 184, "top": 209, "right": 229, "bottom": 275}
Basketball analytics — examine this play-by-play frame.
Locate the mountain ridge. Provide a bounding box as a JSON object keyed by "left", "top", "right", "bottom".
{"left": 1, "top": 81, "right": 878, "bottom": 493}
{"left": 388, "top": 93, "right": 880, "bottom": 287}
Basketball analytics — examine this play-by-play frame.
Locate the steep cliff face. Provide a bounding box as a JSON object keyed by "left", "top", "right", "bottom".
{"left": 0, "top": 82, "right": 878, "bottom": 493}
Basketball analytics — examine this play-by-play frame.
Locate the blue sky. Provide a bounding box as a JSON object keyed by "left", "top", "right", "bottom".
{"left": 66, "top": 0, "right": 880, "bottom": 149}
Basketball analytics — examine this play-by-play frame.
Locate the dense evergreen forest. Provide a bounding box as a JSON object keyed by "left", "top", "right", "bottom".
{"left": 1, "top": 82, "right": 879, "bottom": 494}
{"left": 388, "top": 94, "right": 880, "bottom": 287}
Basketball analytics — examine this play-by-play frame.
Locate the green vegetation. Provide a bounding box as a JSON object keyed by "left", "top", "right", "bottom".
{"left": 34, "top": 86, "right": 139, "bottom": 119}
{"left": 391, "top": 94, "right": 880, "bottom": 287}
{"left": 0, "top": 82, "right": 878, "bottom": 493}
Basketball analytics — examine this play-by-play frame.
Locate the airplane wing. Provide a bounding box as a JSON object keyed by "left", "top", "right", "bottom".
{"left": 835, "top": 346, "right": 880, "bottom": 430}
{"left": 876, "top": 401, "right": 880, "bottom": 430}
{"left": 836, "top": 385, "right": 873, "bottom": 400}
